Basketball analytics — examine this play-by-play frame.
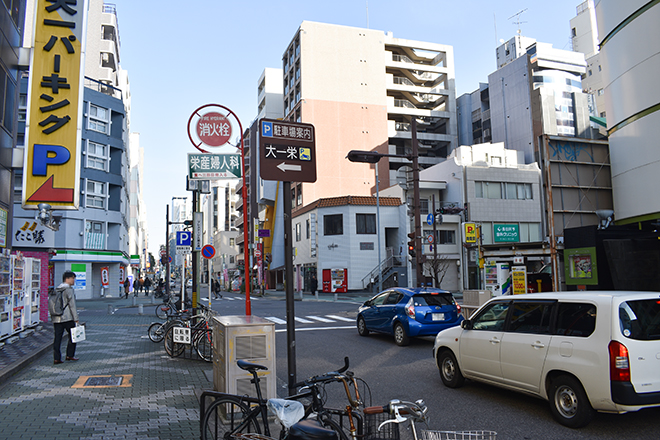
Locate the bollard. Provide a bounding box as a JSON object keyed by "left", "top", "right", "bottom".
{"left": 151, "top": 295, "right": 156, "bottom": 305}
{"left": 315, "top": 292, "right": 319, "bottom": 300}
{"left": 334, "top": 293, "right": 338, "bottom": 302}
{"left": 138, "top": 304, "right": 143, "bottom": 315}
{"left": 107, "top": 304, "right": 114, "bottom": 315}
{"left": 132, "top": 296, "right": 137, "bottom": 306}
{"left": 299, "top": 291, "right": 304, "bottom": 301}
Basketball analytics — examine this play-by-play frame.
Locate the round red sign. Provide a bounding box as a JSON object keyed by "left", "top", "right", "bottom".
{"left": 196, "top": 112, "right": 232, "bottom": 147}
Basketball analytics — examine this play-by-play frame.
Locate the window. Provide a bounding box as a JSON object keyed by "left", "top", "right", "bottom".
{"left": 296, "top": 184, "right": 302, "bottom": 206}
{"left": 472, "top": 302, "right": 510, "bottom": 331}
{"left": 413, "top": 293, "right": 454, "bottom": 307}
{"left": 619, "top": 300, "right": 660, "bottom": 341}
{"left": 85, "top": 180, "right": 106, "bottom": 209}
{"left": 434, "top": 230, "right": 456, "bottom": 244}
{"left": 384, "top": 292, "right": 403, "bottom": 305}
{"left": 508, "top": 302, "right": 554, "bottom": 334}
{"left": 356, "top": 214, "right": 376, "bottom": 234}
{"left": 419, "top": 199, "right": 429, "bottom": 215}
{"left": 370, "top": 292, "right": 389, "bottom": 306}
{"left": 85, "top": 220, "right": 105, "bottom": 249}
{"left": 18, "top": 93, "right": 27, "bottom": 122}
{"left": 229, "top": 255, "right": 235, "bottom": 264}
{"left": 324, "top": 214, "right": 343, "bottom": 236}
{"left": 555, "top": 303, "right": 596, "bottom": 337}
{"left": 295, "top": 222, "right": 301, "bottom": 242}
{"left": 229, "top": 238, "right": 235, "bottom": 246}
{"left": 476, "top": 182, "right": 532, "bottom": 200}
{"left": 88, "top": 103, "right": 109, "bottom": 133}
{"left": 306, "top": 219, "right": 310, "bottom": 239}
{"left": 87, "top": 141, "right": 108, "bottom": 170}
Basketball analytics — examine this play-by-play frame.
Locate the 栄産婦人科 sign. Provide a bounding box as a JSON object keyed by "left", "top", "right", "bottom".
{"left": 188, "top": 153, "right": 241, "bottom": 179}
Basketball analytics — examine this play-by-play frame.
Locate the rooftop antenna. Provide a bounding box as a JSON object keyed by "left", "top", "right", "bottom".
{"left": 508, "top": 8, "right": 527, "bottom": 36}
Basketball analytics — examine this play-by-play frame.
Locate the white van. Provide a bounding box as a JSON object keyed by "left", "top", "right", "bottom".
{"left": 432, "top": 291, "right": 660, "bottom": 428}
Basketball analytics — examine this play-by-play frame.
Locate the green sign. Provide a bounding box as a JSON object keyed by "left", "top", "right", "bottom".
{"left": 188, "top": 153, "right": 241, "bottom": 180}
{"left": 494, "top": 224, "right": 519, "bottom": 242}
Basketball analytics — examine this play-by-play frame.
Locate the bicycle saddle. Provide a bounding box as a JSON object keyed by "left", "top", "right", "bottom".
{"left": 237, "top": 360, "right": 268, "bottom": 372}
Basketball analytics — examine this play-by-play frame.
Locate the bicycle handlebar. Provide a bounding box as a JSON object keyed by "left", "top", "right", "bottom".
{"left": 292, "top": 357, "right": 350, "bottom": 388}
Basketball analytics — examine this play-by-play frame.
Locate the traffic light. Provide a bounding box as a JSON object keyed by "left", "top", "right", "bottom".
{"left": 407, "top": 232, "right": 416, "bottom": 258}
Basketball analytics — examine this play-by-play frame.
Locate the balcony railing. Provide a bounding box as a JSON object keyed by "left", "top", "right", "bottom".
{"left": 395, "top": 122, "right": 411, "bottom": 132}
{"left": 394, "top": 99, "right": 416, "bottom": 109}
{"left": 393, "top": 76, "right": 415, "bottom": 86}
{"left": 393, "top": 54, "right": 414, "bottom": 64}
{"left": 84, "top": 76, "right": 122, "bottom": 99}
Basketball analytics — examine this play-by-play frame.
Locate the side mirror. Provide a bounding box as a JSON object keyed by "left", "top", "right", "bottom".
{"left": 461, "top": 319, "right": 473, "bottom": 330}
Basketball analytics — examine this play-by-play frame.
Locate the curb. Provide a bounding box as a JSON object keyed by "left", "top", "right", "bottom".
{"left": 0, "top": 330, "right": 53, "bottom": 388}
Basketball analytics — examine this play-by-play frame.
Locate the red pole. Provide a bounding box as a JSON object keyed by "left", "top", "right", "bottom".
{"left": 187, "top": 104, "right": 250, "bottom": 314}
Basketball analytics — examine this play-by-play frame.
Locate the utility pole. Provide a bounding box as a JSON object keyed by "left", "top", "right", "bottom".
{"left": 411, "top": 118, "right": 423, "bottom": 287}
{"left": 165, "top": 205, "right": 170, "bottom": 298}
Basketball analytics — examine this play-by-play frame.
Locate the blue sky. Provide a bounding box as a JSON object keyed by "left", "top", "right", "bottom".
{"left": 108, "top": 0, "right": 582, "bottom": 255}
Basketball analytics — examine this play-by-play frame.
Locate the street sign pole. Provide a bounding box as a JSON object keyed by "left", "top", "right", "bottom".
{"left": 165, "top": 206, "right": 170, "bottom": 298}
{"left": 283, "top": 180, "right": 296, "bottom": 396}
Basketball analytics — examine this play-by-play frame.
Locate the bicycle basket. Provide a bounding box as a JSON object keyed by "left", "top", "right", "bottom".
{"left": 420, "top": 430, "right": 497, "bottom": 440}
{"left": 364, "top": 412, "right": 400, "bottom": 440}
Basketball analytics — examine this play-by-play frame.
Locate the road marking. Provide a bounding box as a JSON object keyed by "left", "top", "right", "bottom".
{"left": 265, "top": 316, "right": 287, "bottom": 324}
{"left": 295, "top": 317, "right": 314, "bottom": 323}
{"left": 275, "top": 326, "right": 354, "bottom": 333}
{"left": 325, "top": 315, "right": 354, "bottom": 322}
{"left": 306, "top": 315, "right": 334, "bottom": 323}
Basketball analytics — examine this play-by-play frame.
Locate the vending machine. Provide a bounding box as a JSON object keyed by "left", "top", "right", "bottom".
{"left": 11, "top": 254, "right": 25, "bottom": 334}
{"left": 484, "top": 262, "right": 511, "bottom": 296}
{"left": 24, "top": 258, "right": 41, "bottom": 327}
{"left": 322, "top": 268, "right": 348, "bottom": 293}
{"left": 0, "top": 252, "right": 11, "bottom": 339}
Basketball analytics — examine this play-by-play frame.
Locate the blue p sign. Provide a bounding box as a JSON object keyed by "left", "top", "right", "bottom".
{"left": 261, "top": 120, "right": 273, "bottom": 137}
{"left": 32, "top": 144, "right": 70, "bottom": 176}
{"left": 176, "top": 231, "right": 191, "bottom": 247}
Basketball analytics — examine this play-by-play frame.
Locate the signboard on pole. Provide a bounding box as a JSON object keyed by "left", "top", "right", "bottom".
{"left": 464, "top": 223, "right": 477, "bottom": 243}
{"left": 23, "top": 0, "right": 88, "bottom": 210}
{"left": 259, "top": 118, "right": 316, "bottom": 183}
{"left": 188, "top": 153, "right": 241, "bottom": 179}
{"left": 193, "top": 212, "right": 203, "bottom": 251}
{"left": 512, "top": 266, "right": 527, "bottom": 295}
{"left": 176, "top": 231, "right": 191, "bottom": 254}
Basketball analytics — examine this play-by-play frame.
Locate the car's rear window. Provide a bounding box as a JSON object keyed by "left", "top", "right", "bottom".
{"left": 619, "top": 299, "right": 660, "bottom": 341}
{"left": 413, "top": 294, "right": 454, "bottom": 307}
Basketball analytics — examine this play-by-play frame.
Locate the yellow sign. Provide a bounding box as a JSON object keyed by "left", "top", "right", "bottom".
{"left": 512, "top": 267, "right": 527, "bottom": 295}
{"left": 22, "top": 0, "right": 87, "bottom": 209}
{"left": 464, "top": 223, "right": 477, "bottom": 243}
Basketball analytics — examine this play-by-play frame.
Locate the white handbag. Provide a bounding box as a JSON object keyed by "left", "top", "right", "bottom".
{"left": 71, "top": 324, "right": 86, "bottom": 343}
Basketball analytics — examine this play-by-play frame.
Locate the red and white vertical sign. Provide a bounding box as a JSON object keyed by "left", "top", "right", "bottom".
{"left": 101, "top": 266, "right": 110, "bottom": 288}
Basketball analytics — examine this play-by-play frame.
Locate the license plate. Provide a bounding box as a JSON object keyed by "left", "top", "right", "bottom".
{"left": 432, "top": 313, "right": 445, "bottom": 321}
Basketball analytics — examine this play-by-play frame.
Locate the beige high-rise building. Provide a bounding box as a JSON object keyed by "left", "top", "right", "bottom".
{"left": 281, "top": 21, "right": 457, "bottom": 207}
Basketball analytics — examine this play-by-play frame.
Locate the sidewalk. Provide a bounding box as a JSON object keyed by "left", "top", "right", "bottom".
{"left": 0, "top": 294, "right": 212, "bottom": 440}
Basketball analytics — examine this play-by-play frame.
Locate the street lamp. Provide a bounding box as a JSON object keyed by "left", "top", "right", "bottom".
{"left": 346, "top": 118, "right": 423, "bottom": 288}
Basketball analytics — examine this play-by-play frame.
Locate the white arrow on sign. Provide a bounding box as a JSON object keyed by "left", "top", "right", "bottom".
{"left": 277, "top": 162, "right": 302, "bottom": 172}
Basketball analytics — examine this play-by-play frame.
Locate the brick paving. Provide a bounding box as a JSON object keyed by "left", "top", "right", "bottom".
{"left": 0, "top": 296, "right": 212, "bottom": 440}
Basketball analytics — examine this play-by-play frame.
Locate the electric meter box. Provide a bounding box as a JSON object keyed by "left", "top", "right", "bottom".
{"left": 213, "top": 315, "right": 276, "bottom": 399}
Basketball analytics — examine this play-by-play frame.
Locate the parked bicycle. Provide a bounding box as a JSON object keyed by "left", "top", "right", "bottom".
{"left": 155, "top": 294, "right": 192, "bottom": 319}
{"left": 200, "top": 357, "right": 368, "bottom": 440}
{"left": 364, "top": 399, "right": 496, "bottom": 440}
{"left": 146, "top": 308, "right": 190, "bottom": 343}
{"left": 164, "top": 303, "right": 214, "bottom": 361}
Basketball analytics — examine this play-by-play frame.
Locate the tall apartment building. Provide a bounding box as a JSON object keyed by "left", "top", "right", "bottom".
{"left": 570, "top": 0, "right": 606, "bottom": 120}
{"left": 12, "top": 1, "right": 138, "bottom": 298}
{"left": 281, "top": 21, "right": 457, "bottom": 207}
{"left": 0, "top": 0, "right": 26, "bottom": 250}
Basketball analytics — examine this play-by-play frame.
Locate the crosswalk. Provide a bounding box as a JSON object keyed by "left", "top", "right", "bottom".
{"left": 265, "top": 315, "right": 354, "bottom": 325}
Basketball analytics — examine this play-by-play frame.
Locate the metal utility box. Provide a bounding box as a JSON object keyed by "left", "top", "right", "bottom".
{"left": 213, "top": 315, "right": 276, "bottom": 399}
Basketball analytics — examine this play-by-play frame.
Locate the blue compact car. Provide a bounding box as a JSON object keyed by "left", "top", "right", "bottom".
{"left": 357, "top": 288, "right": 464, "bottom": 346}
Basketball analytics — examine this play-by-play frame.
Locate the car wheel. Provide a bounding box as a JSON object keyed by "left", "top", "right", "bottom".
{"left": 357, "top": 316, "right": 369, "bottom": 336}
{"left": 393, "top": 323, "right": 409, "bottom": 346}
{"left": 437, "top": 350, "right": 465, "bottom": 388}
{"left": 549, "top": 375, "right": 595, "bottom": 428}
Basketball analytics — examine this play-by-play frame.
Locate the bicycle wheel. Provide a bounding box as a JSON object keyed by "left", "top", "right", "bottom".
{"left": 156, "top": 304, "right": 170, "bottom": 319}
{"left": 202, "top": 396, "right": 261, "bottom": 440}
{"left": 319, "top": 416, "right": 350, "bottom": 440}
{"left": 195, "top": 328, "right": 213, "bottom": 362}
{"left": 148, "top": 322, "right": 166, "bottom": 343}
{"left": 164, "top": 326, "right": 186, "bottom": 357}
